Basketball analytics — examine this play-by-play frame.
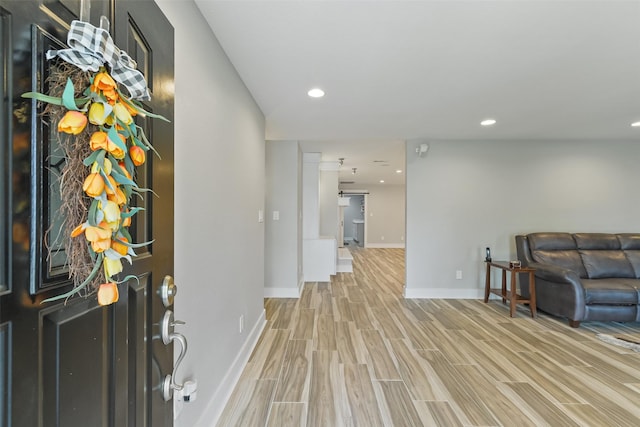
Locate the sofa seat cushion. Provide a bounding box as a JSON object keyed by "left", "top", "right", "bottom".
{"left": 581, "top": 279, "right": 639, "bottom": 305}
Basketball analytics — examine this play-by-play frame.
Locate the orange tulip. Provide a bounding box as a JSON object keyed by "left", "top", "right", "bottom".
{"left": 118, "top": 162, "right": 133, "bottom": 180}
{"left": 111, "top": 237, "right": 129, "bottom": 256}
{"left": 108, "top": 133, "right": 126, "bottom": 159}
{"left": 82, "top": 172, "right": 105, "bottom": 198}
{"left": 89, "top": 131, "right": 125, "bottom": 159}
{"left": 123, "top": 100, "right": 138, "bottom": 117}
{"left": 104, "top": 175, "right": 118, "bottom": 195}
{"left": 84, "top": 222, "right": 112, "bottom": 253}
{"left": 71, "top": 224, "right": 84, "bottom": 237}
{"left": 92, "top": 71, "right": 117, "bottom": 93}
{"left": 90, "top": 131, "right": 108, "bottom": 151}
{"left": 83, "top": 223, "right": 112, "bottom": 242}
{"left": 107, "top": 186, "right": 127, "bottom": 206}
{"left": 122, "top": 212, "right": 132, "bottom": 228}
{"left": 58, "top": 111, "right": 87, "bottom": 135}
{"left": 97, "top": 282, "right": 119, "bottom": 306}
{"left": 129, "top": 145, "right": 146, "bottom": 166}
{"left": 91, "top": 238, "right": 111, "bottom": 253}
{"left": 103, "top": 88, "right": 119, "bottom": 105}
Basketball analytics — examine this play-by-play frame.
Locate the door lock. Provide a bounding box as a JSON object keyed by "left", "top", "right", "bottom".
{"left": 160, "top": 275, "right": 177, "bottom": 307}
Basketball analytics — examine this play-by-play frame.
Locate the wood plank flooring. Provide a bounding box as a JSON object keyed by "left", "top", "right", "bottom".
{"left": 217, "top": 247, "right": 640, "bottom": 426}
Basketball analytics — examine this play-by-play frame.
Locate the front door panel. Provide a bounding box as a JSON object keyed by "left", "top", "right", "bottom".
{"left": 0, "top": 1, "right": 174, "bottom": 426}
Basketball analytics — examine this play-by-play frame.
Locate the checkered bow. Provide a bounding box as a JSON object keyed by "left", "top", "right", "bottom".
{"left": 46, "top": 20, "right": 150, "bottom": 101}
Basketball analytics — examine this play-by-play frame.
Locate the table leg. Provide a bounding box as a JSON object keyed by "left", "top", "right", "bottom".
{"left": 529, "top": 271, "right": 537, "bottom": 317}
{"left": 484, "top": 263, "right": 491, "bottom": 303}
{"left": 510, "top": 270, "right": 517, "bottom": 317}
{"left": 501, "top": 270, "right": 507, "bottom": 304}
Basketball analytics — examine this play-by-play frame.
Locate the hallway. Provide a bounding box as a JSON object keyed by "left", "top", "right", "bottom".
{"left": 217, "top": 248, "right": 640, "bottom": 426}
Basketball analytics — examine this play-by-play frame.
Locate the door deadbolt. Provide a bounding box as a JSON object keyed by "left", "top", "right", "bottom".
{"left": 160, "top": 275, "right": 177, "bottom": 307}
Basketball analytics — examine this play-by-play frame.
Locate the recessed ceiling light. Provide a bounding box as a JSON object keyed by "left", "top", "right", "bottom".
{"left": 396, "top": 169, "right": 403, "bottom": 174}
{"left": 307, "top": 88, "right": 325, "bottom": 98}
{"left": 379, "top": 180, "right": 385, "bottom": 183}
{"left": 481, "top": 119, "right": 497, "bottom": 126}
{"left": 631, "top": 121, "right": 640, "bottom": 127}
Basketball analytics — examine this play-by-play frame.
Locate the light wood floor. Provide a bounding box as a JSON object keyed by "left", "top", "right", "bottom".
{"left": 217, "top": 247, "right": 640, "bottom": 426}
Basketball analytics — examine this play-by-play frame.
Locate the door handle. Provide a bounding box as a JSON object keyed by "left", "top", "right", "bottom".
{"left": 160, "top": 310, "right": 188, "bottom": 401}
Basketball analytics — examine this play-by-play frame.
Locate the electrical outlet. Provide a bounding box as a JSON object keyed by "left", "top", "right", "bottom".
{"left": 239, "top": 315, "right": 244, "bottom": 334}
{"left": 456, "top": 270, "right": 463, "bottom": 280}
{"left": 401, "top": 236, "right": 404, "bottom": 241}
{"left": 381, "top": 236, "right": 385, "bottom": 241}
{"left": 258, "top": 210, "right": 264, "bottom": 223}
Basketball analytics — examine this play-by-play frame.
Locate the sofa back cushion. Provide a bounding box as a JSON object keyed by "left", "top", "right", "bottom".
{"left": 579, "top": 250, "right": 635, "bottom": 279}
{"left": 618, "top": 234, "right": 640, "bottom": 250}
{"left": 528, "top": 233, "right": 588, "bottom": 277}
{"left": 574, "top": 233, "right": 621, "bottom": 250}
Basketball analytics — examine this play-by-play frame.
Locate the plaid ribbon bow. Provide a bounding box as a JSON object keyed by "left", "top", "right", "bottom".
{"left": 46, "top": 20, "right": 150, "bottom": 101}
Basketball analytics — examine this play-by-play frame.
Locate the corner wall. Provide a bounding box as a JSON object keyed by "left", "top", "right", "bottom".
{"left": 265, "top": 141, "right": 302, "bottom": 297}
{"left": 156, "top": 1, "right": 266, "bottom": 425}
{"left": 405, "top": 139, "right": 640, "bottom": 298}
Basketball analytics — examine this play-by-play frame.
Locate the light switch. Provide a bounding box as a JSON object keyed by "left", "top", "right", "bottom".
{"left": 258, "top": 210, "right": 264, "bottom": 223}
{"left": 273, "top": 211, "right": 280, "bottom": 221}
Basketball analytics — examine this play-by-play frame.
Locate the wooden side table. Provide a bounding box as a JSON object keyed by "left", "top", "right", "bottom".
{"left": 484, "top": 261, "right": 537, "bottom": 318}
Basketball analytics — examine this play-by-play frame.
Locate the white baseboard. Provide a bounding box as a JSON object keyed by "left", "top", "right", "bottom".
{"left": 264, "top": 287, "right": 300, "bottom": 298}
{"left": 404, "top": 287, "right": 484, "bottom": 299}
{"left": 198, "top": 309, "right": 266, "bottom": 426}
{"left": 366, "top": 243, "right": 405, "bottom": 249}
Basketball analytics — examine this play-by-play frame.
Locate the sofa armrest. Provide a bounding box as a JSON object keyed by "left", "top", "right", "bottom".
{"left": 528, "top": 263, "right": 581, "bottom": 284}
{"left": 527, "top": 262, "right": 587, "bottom": 320}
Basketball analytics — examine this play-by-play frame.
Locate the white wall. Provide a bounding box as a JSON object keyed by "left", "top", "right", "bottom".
{"left": 366, "top": 184, "right": 406, "bottom": 247}
{"left": 319, "top": 166, "right": 339, "bottom": 239}
{"left": 302, "top": 153, "right": 321, "bottom": 239}
{"left": 156, "top": 1, "right": 266, "bottom": 425}
{"left": 265, "top": 141, "right": 301, "bottom": 297}
{"left": 405, "top": 139, "right": 640, "bottom": 298}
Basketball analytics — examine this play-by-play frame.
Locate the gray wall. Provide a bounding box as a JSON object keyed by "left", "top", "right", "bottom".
{"left": 157, "top": 1, "right": 266, "bottom": 425}
{"left": 405, "top": 139, "right": 640, "bottom": 298}
{"left": 265, "top": 141, "right": 302, "bottom": 296}
{"left": 366, "top": 184, "right": 406, "bottom": 246}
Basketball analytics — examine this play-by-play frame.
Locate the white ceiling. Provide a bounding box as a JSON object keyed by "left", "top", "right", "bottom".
{"left": 194, "top": 0, "right": 640, "bottom": 185}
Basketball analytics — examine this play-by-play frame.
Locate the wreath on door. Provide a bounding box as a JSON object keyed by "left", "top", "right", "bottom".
{"left": 23, "top": 20, "right": 168, "bottom": 306}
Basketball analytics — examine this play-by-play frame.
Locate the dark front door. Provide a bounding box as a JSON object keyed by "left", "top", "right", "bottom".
{"left": 0, "top": 0, "right": 175, "bottom": 426}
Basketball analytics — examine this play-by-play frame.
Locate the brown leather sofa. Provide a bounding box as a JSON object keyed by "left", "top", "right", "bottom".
{"left": 515, "top": 232, "right": 640, "bottom": 327}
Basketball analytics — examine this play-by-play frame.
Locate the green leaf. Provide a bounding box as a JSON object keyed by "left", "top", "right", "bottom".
{"left": 111, "top": 169, "right": 138, "bottom": 187}
{"left": 117, "top": 274, "right": 140, "bottom": 285}
{"left": 62, "top": 78, "right": 80, "bottom": 111}
{"left": 88, "top": 199, "right": 100, "bottom": 226}
{"left": 122, "top": 239, "right": 155, "bottom": 249}
{"left": 121, "top": 207, "right": 144, "bottom": 218}
{"left": 83, "top": 150, "right": 102, "bottom": 167}
{"left": 41, "top": 254, "right": 104, "bottom": 304}
{"left": 136, "top": 126, "right": 161, "bottom": 159}
{"left": 101, "top": 169, "right": 117, "bottom": 193}
{"left": 120, "top": 227, "right": 132, "bottom": 243}
{"left": 107, "top": 127, "right": 127, "bottom": 152}
{"left": 21, "top": 92, "right": 64, "bottom": 105}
